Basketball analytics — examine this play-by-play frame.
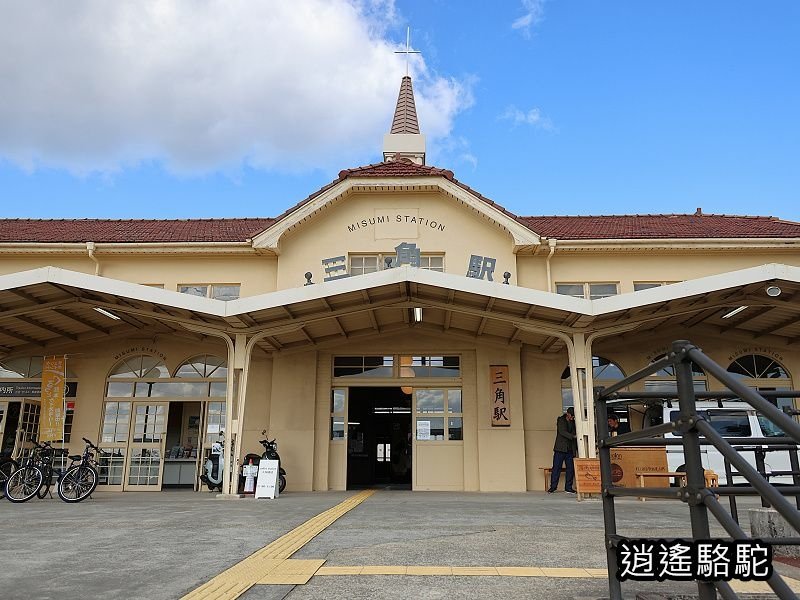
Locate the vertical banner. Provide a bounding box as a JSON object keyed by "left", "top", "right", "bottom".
{"left": 490, "top": 365, "right": 511, "bottom": 427}
{"left": 40, "top": 355, "right": 67, "bottom": 442}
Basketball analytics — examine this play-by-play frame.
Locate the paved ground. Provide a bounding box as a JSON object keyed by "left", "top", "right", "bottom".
{"left": 0, "top": 489, "right": 794, "bottom": 600}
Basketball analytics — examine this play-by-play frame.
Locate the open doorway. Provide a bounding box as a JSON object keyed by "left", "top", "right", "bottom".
{"left": 347, "top": 387, "right": 412, "bottom": 490}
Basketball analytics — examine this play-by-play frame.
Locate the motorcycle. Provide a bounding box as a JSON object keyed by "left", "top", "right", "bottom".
{"left": 259, "top": 433, "right": 287, "bottom": 494}
{"left": 199, "top": 433, "right": 224, "bottom": 492}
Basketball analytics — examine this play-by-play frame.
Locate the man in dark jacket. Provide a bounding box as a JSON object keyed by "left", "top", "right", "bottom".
{"left": 548, "top": 407, "right": 577, "bottom": 494}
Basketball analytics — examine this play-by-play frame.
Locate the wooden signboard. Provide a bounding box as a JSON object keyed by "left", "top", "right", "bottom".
{"left": 490, "top": 365, "right": 510, "bottom": 427}
{"left": 574, "top": 458, "right": 601, "bottom": 498}
{"left": 609, "top": 446, "right": 668, "bottom": 488}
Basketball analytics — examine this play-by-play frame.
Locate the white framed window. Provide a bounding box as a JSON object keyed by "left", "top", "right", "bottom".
{"left": 633, "top": 281, "right": 679, "bottom": 292}
{"left": 414, "top": 388, "right": 462, "bottom": 441}
{"left": 330, "top": 388, "right": 346, "bottom": 440}
{"left": 178, "top": 284, "right": 240, "bottom": 300}
{"left": 349, "top": 255, "right": 380, "bottom": 276}
{"left": 556, "top": 282, "right": 619, "bottom": 299}
{"left": 349, "top": 253, "right": 445, "bottom": 275}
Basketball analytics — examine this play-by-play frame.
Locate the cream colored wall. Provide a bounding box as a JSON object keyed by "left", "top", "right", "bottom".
{"left": 475, "top": 346, "right": 527, "bottom": 492}
{"left": 541, "top": 252, "right": 800, "bottom": 294}
{"left": 276, "top": 191, "right": 517, "bottom": 289}
{"left": 0, "top": 255, "right": 278, "bottom": 297}
{"left": 239, "top": 352, "right": 273, "bottom": 459}
{"left": 521, "top": 351, "right": 566, "bottom": 491}
{"left": 268, "top": 351, "right": 318, "bottom": 492}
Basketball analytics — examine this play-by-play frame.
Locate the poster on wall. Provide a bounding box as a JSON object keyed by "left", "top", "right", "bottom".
{"left": 490, "top": 365, "right": 511, "bottom": 427}
{"left": 416, "top": 420, "right": 431, "bottom": 440}
{"left": 40, "top": 355, "right": 67, "bottom": 442}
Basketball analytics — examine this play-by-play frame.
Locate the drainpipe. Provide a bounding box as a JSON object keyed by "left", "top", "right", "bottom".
{"left": 545, "top": 238, "right": 557, "bottom": 292}
{"left": 86, "top": 242, "right": 101, "bottom": 276}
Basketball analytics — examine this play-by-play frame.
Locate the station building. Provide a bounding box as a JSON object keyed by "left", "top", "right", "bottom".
{"left": 1, "top": 77, "right": 800, "bottom": 494}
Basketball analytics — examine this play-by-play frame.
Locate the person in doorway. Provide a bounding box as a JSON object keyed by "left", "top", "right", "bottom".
{"left": 548, "top": 407, "right": 577, "bottom": 494}
{"left": 608, "top": 415, "right": 631, "bottom": 435}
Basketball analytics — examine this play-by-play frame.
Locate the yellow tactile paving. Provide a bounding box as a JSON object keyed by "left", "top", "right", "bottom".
{"left": 406, "top": 566, "right": 453, "bottom": 576}
{"left": 257, "top": 559, "right": 326, "bottom": 585}
{"left": 360, "top": 566, "right": 408, "bottom": 575}
{"left": 181, "top": 490, "right": 375, "bottom": 600}
{"left": 451, "top": 567, "right": 500, "bottom": 576}
{"left": 495, "top": 567, "right": 546, "bottom": 577}
{"left": 540, "top": 567, "right": 592, "bottom": 578}
{"left": 316, "top": 566, "right": 364, "bottom": 575}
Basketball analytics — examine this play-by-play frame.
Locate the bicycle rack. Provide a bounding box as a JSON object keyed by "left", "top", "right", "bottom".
{"left": 596, "top": 340, "right": 800, "bottom": 599}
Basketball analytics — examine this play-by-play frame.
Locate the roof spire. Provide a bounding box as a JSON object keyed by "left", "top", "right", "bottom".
{"left": 383, "top": 28, "right": 426, "bottom": 164}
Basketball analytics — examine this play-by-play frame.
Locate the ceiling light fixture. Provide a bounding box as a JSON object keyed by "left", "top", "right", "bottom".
{"left": 413, "top": 307, "right": 423, "bottom": 323}
{"left": 766, "top": 285, "right": 782, "bottom": 297}
{"left": 721, "top": 306, "right": 748, "bottom": 319}
{"left": 94, "top": 307, "right": 121, "bottom": 320}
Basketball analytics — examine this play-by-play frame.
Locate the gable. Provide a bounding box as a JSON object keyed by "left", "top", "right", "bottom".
{"left": 273, "top": 187, "right": 527, "bottom": 289}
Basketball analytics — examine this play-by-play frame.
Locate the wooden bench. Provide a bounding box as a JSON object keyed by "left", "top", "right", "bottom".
{"left": 539, "top": 466, "right": 570, "bottom": 491}
{"left": 635, "top": 470, "right": 719, "bottom": 501}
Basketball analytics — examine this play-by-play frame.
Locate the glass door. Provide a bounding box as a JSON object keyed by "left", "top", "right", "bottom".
{"left": 13, "top": 399, "right": 40, "bottom": 461}
{"left": 124, "top": 402, "right": 168, "bottom": 491}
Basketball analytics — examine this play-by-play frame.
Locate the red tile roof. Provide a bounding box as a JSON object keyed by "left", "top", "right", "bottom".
{"left": 2, "top": 162, "right": 800, "bottom": 243}
{"left": 521, "top": 214, "right": 800, "bottom": 240}
{"left": 0, "top": 218, "right": 275, "bottom": 243}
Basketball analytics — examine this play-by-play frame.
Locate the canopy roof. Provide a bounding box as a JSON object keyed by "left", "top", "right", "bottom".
{"left": 1, "top": 264, "right": 799, "bottom": 358}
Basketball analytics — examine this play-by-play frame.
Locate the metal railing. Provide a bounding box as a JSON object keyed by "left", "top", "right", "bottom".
{"left": 596, "top": 340, "right": 800, "bottom": 600}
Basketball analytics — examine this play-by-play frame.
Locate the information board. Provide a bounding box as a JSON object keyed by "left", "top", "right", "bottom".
{"left": 255, "top": 459, "right": 280, "bottom": 499}
{"left": 574, "top": 458, "right": 602, "bottom": 495}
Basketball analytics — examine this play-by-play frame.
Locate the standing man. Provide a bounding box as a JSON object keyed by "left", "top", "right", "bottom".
{"left": 548, "top": 407, "right": 577, "bottom": 494}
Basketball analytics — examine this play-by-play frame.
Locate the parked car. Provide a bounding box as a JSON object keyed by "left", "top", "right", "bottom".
{"left": 662, "top": 402, "right": 792, "bottom": 485}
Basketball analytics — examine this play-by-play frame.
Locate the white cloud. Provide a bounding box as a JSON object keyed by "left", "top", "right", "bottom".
{"left": 512, "top": 0, "right": 547, "bottom": 37}
{"left": 0, "top": 0, "right": 473, "bottom": 175}
{"left": 500, "top": 105, "right": 554, "bottom": 131}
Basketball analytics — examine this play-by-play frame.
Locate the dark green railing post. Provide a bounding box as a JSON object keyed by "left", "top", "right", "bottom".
{"left": 673, "top": 340, "right": 716, "bottom": 600}
{"left": 595, "top": 387, "right": 622, "bottom": 600}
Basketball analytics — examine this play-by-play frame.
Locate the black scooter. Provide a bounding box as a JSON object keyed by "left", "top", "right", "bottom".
{"left": 259, "top": 435, "right": 286, "bottom": 494}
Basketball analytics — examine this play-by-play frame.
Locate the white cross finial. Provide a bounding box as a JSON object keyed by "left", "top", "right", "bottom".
{"left": 394, "top": 26, "right": 421, "bottom": 77}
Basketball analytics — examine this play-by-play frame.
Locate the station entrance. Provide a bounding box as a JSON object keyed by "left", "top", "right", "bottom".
{"left": 346, "top": 387, "right": 412, "bottom": 490}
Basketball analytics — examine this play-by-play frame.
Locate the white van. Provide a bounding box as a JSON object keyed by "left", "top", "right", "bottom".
{"left": 663, "top": 402, "right": 793, "bottom": 485}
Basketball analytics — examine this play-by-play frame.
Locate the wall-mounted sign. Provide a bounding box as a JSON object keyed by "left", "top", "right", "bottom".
{"left": 467, "top": 255, "right": 497, "bottom": 281}
{"left": 490, "top": 365, "right": 511, "bottom": 427}
{"left": 113, "top": 346, "right": 167, "bottom": 362}
{"left": 0, "top": 381, "right": 77, "bottom": 398}
{"left": 347, "top": 214, "right": 446, "bottom": 234}
{"left": 727, "top": 347, "right": 785, "bottom": 364}
{"left": 40, "top": 356, "right": 66, "bottom": 442}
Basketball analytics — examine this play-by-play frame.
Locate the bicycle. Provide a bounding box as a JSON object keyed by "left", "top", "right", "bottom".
{"left": 4, "top": 439, "right": 67, "bottom": 503}
{"left": 57, "top": 437, "right": 100, "bottom": 503}
{"left": 0, "top": 456, "right": 20, "bottom": 500}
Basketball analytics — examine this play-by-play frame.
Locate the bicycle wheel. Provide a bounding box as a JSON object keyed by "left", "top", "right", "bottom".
{"left": 0, "top": 460, "right": 19, "bottom": 500}
{"left": 5, "top": 466, "right": 44, "bottom": 503}
{"left": 57, "top": 465, "right": 98, "bottom": 503}
{"left": 36, "top": 467, "right": 53, "bottom": 499}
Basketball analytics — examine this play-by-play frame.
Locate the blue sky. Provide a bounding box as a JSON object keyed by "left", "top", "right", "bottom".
{"left": 0, "top": 1, "right": 798, "bottom": 220}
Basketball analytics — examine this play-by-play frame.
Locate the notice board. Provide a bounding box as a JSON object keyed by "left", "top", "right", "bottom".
{"left": 609, "top": 447, "right": 668, "bottom": 488}
{"left": 574, "top": 458, "right": 602, "bottom": 495}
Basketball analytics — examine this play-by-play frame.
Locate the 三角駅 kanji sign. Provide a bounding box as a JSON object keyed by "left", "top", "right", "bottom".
{"left": 490, "top": 365, "right": 510, "bottom": 427}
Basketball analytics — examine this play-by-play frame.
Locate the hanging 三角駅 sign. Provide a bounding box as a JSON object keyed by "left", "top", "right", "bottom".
{"left": 490, "top": 365, "right": 511, "bottom": 427}
{"left": 40, "top": 356, "right": 67, "bottom": 442}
